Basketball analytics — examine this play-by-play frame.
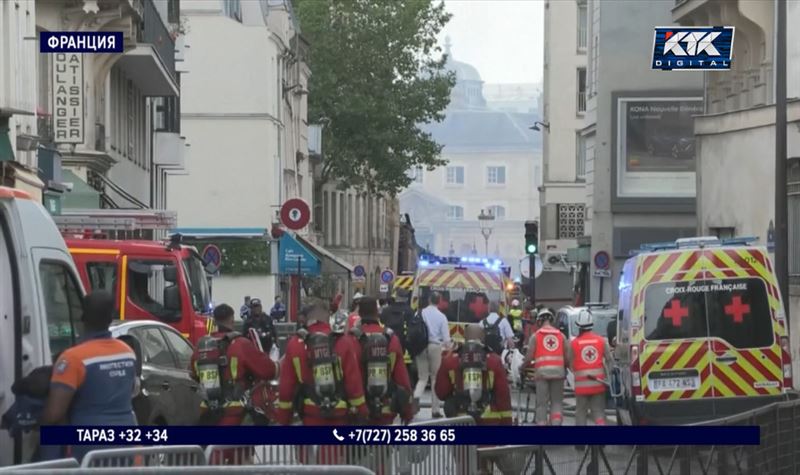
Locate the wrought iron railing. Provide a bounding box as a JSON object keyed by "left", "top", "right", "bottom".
{"left": 138, "top": 0, "right": 176, "bottom": 83}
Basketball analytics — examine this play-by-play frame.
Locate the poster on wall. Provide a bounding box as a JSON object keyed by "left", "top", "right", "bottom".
{"left": 617, "top": 97, "right": 703, "bottom": 198}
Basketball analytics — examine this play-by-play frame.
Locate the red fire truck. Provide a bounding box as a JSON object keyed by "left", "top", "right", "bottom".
{"left": 54, "top": 210, "right": 215, "bottom": 344}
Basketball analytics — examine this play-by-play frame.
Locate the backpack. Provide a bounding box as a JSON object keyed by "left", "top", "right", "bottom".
{"left": 482, "top": 317, "right": 504, "bottom": 355}
{"left": 195, "top": 333, "right": 243, "bottom": 410}
{"left": 405, "top": 311, "right": 429, "bottom": 358}
{"left": 361, "top": 330, "right": 392, "bottom": 418}
{"left": 304, "top": 330, "right": 343, "bottom": 416}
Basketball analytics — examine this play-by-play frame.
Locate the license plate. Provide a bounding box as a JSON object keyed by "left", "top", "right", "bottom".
{"left": 648, "top": 377, "right": 699, "bottom": 392}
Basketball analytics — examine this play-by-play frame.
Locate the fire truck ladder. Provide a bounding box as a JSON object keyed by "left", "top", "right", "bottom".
{"left": 53, "top": 209, "right": 177, "bottom": 239}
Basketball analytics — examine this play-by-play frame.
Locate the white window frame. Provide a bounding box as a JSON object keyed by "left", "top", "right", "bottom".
{"left": 486, "top": 165, "right": 507, "bottom": 186}
{"left": 577, "top": 1, "right": 588, "bottom": 52}
{"left": 446, "top": 205, "right": 464, "bottom": 221}
{"left": 445, "top": 165, "right": 465, "bottom": 186}
{"left": 487, "top": 205, "right": 506, "bottom": 221}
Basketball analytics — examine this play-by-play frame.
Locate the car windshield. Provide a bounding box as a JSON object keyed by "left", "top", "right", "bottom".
{"left": 570, "top": 309, "right": 616, "bottom": 338}
{"left": 644, "top": 277, "right": 773, "bottom": 348}
{"left": 182, "top": 255, "right": 212, "bottom": 314}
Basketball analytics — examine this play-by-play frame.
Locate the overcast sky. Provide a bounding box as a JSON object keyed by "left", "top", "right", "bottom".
{"left": 439, "top": 0, "right": 544, "bottom": 85}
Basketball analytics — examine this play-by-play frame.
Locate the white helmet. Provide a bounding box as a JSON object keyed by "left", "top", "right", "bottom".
{"left": 511, "top": 299, "right": 520, "bottom": 307}
{"left": 576, "top": 309, "right": 594, "bottom": 329}
{"left": 353, "top": 292, "right": 364, "bottom": 301}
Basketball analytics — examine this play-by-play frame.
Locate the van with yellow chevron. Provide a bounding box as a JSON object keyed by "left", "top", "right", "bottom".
{"left": 614, "top": 236, "right": 793, "bottom": 425}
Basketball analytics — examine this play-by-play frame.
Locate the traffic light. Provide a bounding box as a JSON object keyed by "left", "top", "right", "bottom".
{"left": 525, "top": 221, "right": 539, "bottom": 255}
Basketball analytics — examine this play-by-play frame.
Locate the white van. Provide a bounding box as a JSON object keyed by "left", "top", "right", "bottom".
{"left": 0, "top": 187, "right": 85, "bottom": 466}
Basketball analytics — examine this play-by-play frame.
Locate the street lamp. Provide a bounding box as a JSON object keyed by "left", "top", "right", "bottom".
{"left": 478, "top": 209, "right": 495, "bottom": 256}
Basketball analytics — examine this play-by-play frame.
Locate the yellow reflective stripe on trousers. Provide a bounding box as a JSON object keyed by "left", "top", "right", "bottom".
{"left": 293, "top": 357, "right": 304, "bottom": 383}
{"left": 230, "top": 357, "right": 239, "bottom": 380}
{"left": 481, "top": 409, "right": 513, "bottom": 419}
{"left": 277, "top": 400, "right": 293, "bottom": 410}
{"left": 349, "top": 396, "right": 366, "bottom": 407}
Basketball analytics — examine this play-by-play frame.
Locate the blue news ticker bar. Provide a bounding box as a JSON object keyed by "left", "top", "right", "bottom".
{"left": 41, "top": 426, "right": 760, "bottom": 447}
{"left": 40, "top": 32, "right": 124, "bottom": 53}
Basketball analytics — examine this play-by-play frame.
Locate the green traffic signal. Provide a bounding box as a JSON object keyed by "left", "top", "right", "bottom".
{"left": 526, "top": 243, "right": 537, "bottom": 254}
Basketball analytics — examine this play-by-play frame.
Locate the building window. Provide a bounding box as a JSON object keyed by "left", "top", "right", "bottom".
{"left": 487, "top": 205, "right": 506, "bottom": 220}
{"left": 557, "top": 204, "right": 585, "bottom": 239}
{"left": 577, "top": 1, "right": 588, "bottom": 50}
{"left": 788, "top": 158, "right": 800, "bottom": 282}
{"left": 447, "top": 205, "right": 464, "bottom": 221}
{"left": 487, "top": 166, "right": 506, "bottom": 185}
{"left": 577, "top": 68, "right": 587, "bottom": 113}
{"left": 223, "top": 0, "right": 242, "bottom": 22}
{"left": 576, "top": 133, "right": 586, "bottom": 180}
{"left": 407, "top": 165, "right": 423, "bottom": 184}
{"left": 446, "top": 166, "right": 464, "bottom": 185}
{"left": 167, "top": 0, "right": 180, "bottom": 24}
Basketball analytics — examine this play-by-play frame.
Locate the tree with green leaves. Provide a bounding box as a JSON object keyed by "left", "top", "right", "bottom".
{"left": 295, "top": 0, "right": 455, "bottom": 197}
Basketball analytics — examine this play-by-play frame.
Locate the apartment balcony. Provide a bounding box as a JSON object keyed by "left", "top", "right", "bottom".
{"left": 672, "top": 0, "right": 710, "bottom": 23}
{"left": 116, "top": 0, "right": 178, "bottom": 97}
{"left": 577, "top": 91, "right": 587, "bottom": 114}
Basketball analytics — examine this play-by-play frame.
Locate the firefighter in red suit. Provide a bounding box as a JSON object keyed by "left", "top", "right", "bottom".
{"left": 191, "top": 303, "right": 277, "bottom": 425}
{"left": 350, "top": 296, "right": 414, "bottom": 425}
{"left": 435, "top": 324, "right": 513, "bottom": 425}
{"left": 276, "top": 298, "right": 368, "bottom": 426}
{"left": 191, "top": 303, "right": 277, "bottom": 464}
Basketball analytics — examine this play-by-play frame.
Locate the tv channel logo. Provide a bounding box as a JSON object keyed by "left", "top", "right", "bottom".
{"left": 652, "top": 26, "right": 734, "bottom": 71}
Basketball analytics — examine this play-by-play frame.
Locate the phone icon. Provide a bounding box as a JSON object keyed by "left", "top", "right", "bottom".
{"left": 332, "top": 429, "right": 345, "bottom": 442}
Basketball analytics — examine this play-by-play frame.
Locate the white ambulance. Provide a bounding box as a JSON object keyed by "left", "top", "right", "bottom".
{"left": 0, "top": 187, "right": 85, "bottom": 466}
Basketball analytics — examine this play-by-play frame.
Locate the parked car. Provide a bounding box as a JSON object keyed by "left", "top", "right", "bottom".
{"left": 110, "top": 320, "right": 202, "bottom": 426}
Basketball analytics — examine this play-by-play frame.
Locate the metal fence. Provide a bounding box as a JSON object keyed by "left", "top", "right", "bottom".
{"left": 0, "top": 467, "right": 375, "bottom": 475}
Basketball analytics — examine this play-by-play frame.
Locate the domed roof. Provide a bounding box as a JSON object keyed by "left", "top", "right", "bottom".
{"left": 444, "top": 36, "right": 482, "bottom": 82}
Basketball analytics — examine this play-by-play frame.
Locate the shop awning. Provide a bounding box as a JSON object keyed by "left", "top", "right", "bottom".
{"left": 61, "top": 169, "right": 100, "bottom": 209}
{"left": 296, "top": 234, "right": 354, "bottom": 276}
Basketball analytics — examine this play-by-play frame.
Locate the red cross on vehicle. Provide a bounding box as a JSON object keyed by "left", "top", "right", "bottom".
{"left": 663, "top": 299, "right": 689, "bottom": 327}
{"left": 724, "top": 295, "right": 751, "bottom": 324}
{"left": 469, "top": 297, "right": 489, "bottom": 319}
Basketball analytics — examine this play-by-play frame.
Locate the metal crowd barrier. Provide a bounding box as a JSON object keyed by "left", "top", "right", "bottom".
{"left": 0, "top": 466, "right": 375, "bottom": 475}
{"left": 0, "top": 458, "right": 80, "bottom": 471}
{"left": 81, "top": 445, "right": 206, "bottom": 468}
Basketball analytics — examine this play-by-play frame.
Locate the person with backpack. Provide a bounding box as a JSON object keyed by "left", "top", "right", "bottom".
{"left": 275, "top": 297, "right": 368, "bottom": 427}
{"left": 482, "top": 301, "right": 515, "bottom": 355}
{"left": 191, "top": 303, "right": 277, "bottom": 427}
{"left": 352, "top": 296, "right": 413, "bottom": 425}
{"left": 435, "top": 324, "right": 512, "bottom": 425}
{"left": 380, "top": 289, "right": 415, "bottom": 348}
{"left": 413, "top": 292, "right": 450, "bottom": 419}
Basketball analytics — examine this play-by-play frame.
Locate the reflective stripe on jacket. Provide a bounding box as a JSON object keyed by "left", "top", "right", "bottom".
{"left": 570, "top": 331, "right": 606, "bottom": 396}
{"left": 533, "top": 327, "right": 566, "bottom": 380}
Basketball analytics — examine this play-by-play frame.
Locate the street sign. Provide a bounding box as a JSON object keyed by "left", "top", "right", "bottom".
{"left": 280, "top": 198, "right": 311, "bottom": 231}
{"left": 201, "top": 244, "right": 222, "bottom": 274}
{"left": 594, "top": 251, "right": 610, "bottom": 270}
{"left": 380, "top": 269, "right": 395, "bottom": 284}
{"left": 520, "top": 255, "right": 543, "bottom": 279}
{"left": 593, "top": 269, "right": 612, "bottom": 278}
{"left": 353, "top": 265, "right": 366, "bottom": 277}
{"left": 379, "top": 283, "right": 389, "bottom": 293}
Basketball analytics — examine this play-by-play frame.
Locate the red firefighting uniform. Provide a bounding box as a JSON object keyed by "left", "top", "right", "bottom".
{"left": 357, "top": 321, "right": 414, "bottom": 424}
{"left": 190, "top": 329, "right": 276, "bottom": 426}
{"left": 434, "top": 349, "right": 513, "bottom": 425}
{"left": 276, "top": 320, "right": 368, "bottom": 426}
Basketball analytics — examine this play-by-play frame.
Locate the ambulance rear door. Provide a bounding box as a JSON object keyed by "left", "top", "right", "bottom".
{"left": 702, "top": 247, "right": 784, "bottom": 404}
{"left": 639, "top": 250, "right": 716, "bottom": 406}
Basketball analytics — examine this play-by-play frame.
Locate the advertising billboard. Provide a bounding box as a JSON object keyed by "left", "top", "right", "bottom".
{"left": 616, "top": 97, "right": 703, "bottom": 198}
